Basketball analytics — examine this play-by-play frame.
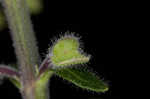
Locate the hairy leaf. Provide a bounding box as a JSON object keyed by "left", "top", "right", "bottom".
{"left": 50, "top": 35, "right": 90, "bottom": 67}
{"left": 0, "top": 65, "right": 20, "bottom": 78}
{"left": 0, "top": 65, "right": 21, "bottom": 88}
{"left": 55, "top": 68, "right": 109, "bottom": 92}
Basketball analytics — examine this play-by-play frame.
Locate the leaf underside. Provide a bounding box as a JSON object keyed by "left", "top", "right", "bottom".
{"left": 55, "top": 67, "right": 109, "bottom": 92}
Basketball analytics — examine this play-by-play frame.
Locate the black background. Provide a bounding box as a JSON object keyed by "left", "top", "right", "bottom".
{"left": 0, "top": 1, "right": 115, "bottom": 99}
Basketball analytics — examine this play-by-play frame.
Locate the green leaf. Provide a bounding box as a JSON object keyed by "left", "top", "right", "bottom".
{"left": 54, "top": 68, "right": 109, "bottom": 92}
{"left": 50, "top": 35, "right": 90, "bottom": 67}
{"left": 9, "top": 78, "right": 21, "bottom": 88}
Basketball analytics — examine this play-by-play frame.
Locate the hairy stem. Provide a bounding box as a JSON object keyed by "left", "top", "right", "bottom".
{"left": 1, "top": 0, "right": 41, "bottom": 99}
{"left": 35, "top": 71, "right": 53, "bottom": 99}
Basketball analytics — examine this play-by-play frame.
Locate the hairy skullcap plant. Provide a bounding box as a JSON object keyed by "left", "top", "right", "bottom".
{"left": 0, "top": 0, "right": 109, "bottom": 98}
{"left": 49, "top": 34, "right": 90, "bottom": 68}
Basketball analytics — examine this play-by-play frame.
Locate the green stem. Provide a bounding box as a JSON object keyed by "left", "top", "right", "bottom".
{"left": 1, "top": 0, "right": 41, "bottom": 99}
{"left": 35, "top": 71, "right": 53, "bottom": 99}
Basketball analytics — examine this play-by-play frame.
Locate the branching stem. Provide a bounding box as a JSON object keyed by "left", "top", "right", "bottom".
{"left": 1, "top": 0, "right": 43, "bottom": 99}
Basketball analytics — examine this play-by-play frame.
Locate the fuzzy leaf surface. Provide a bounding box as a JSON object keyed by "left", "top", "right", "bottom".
{"left": 51, "top": 36, "right": 90, "bottom": 67}
{"left": 55, "top": 68, "right": 108, "bottom": 92}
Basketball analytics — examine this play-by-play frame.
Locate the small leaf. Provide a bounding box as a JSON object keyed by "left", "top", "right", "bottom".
{"left": 54, "top": 67, "right": 109, "bottom": 92}
{"left": 0, "top": 65, "right": 20, "bottom": 78}
{"left": 0, "top": 65, "right": 21, "bottom": 88}
{"left": 50, "top": 35, "right": 90, "bottom": 67}
{"left": 9, "top": 78, "right": 21, "bottom": 88}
